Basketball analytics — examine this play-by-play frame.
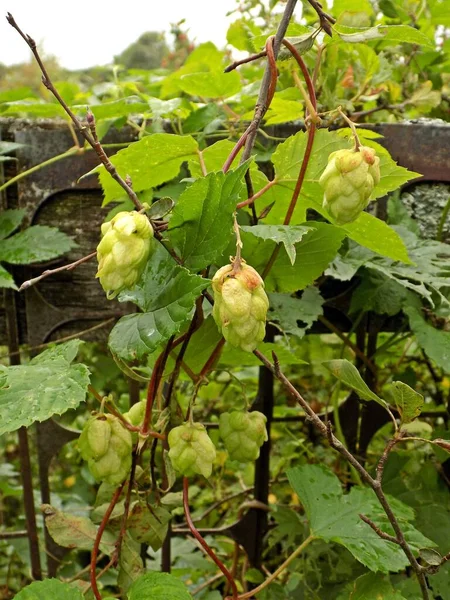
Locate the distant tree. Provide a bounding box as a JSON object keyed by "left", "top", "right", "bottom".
{"left": 114, "top": 32, "right": 169, "bottom": 70}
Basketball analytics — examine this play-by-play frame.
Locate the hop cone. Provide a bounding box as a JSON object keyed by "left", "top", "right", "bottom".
{"left": 219, "top": 411, "right": 268, "bottom": 462}
{"left": 319, "top": 146, "right": 381, "bottom": 224}
{"left": 79, "top": 414, "right": 132, "bottom": 486}
{"left": 96, "top": 211, "right": 154, "bottom": 299}
{"left": 168, "top": 422, "right": 216, "bottom": 478}
{"left": 212, "top": 263, "right": 269, "bottom": 352}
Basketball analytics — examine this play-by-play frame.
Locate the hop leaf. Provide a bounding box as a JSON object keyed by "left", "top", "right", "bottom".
{"left": 212, "top": 263, "right": 269, "bottom": 352}
{"left": 79, "top": 414, "right": 132, "bottom": 486}
{"left": 319, "top": 146, "right": 381, "bottom": 225}
{"left": 219, "top": 411, "right": 268, "bottom": 462}
{"left": 96, "top": 211, "right": 155, "bottom": 299}
{"left": 168, "top": 422, "right": 216, "bottom": 478}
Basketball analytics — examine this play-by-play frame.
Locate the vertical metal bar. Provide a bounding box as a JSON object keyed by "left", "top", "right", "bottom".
{"left": 250, "top": 326, "right": 275, "bottom": 567}
{"left": 5, "top": 289, "right": 42, "bottom": 580}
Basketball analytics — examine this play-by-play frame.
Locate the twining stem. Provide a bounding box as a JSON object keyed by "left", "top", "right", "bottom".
{"left": 226, "top": 535, "right": 315, "bottom": 600}
{"left": 253, "top": 349, "right": 430, "bottom": 600}
{"left": 240, "top": 0, "right": 298, "bottom": 164}
{"left": 141, "top": 338, "right": 174, "bottom": 435}
{"left": 6, "top": 13, "right": 142, "bottom": 210}
{"left": 262, "top": 42, "right": 317, "bottom": 280}
{"left": 90, "top": 483, "right": 125, "bottom": 600}
{"left": 19, "top": 252, "right": 96, "bottom": 291}
{"left": 183, "top": 477, "right": 239, "bottom": 599}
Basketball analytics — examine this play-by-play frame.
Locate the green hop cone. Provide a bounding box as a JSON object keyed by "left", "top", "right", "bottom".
{"left": 212, "top": 263, "right": 269, "bottom": 352}
{"left": 219, "top": 411, "right": 268, "bottom": 462}
{"left": 79, "top": 414, "right": 132, "bottom": 486}
{"left": 319, "top": 146, "right": 381, "bottom": 225}
{"left": 96, "top": 211, "right": 155, "bottom": 299}
{"left": 168, "top": 422, "right": 216, "bottom": 478}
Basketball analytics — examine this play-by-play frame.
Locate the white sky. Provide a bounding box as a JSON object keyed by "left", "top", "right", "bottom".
{"left": 1, "top": 0, "right": 240, "bottom": 69}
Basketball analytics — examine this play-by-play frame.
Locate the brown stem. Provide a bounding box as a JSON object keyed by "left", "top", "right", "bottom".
{"left": 224, "top": 50, "right": 268, "bottom": 73}
{"left": 6, "top": 13, "right": 142, "bottom": 210}
{"left": 115, "top": 451, "right": 138, "bottom": 558}
{"left": 183, "top": 477, "right": 238, "bottom": 599}
{"left": 90, "top": 483, "right": 125, "bottom": 600}
{"left": 236, "top": 179, "right": 276, "bottom": 210}
{"left": 253, "top": 349, "right": 430, "bottom": 600}
{"left": 19, "top": 251, "right": 96, "bottom": 291}
{"left": 359, "top": 514, "right": 399, "bottom": 544}
{"left": 141, "top": 337, "right": 174, "bottom": 435}
{"left": 240, "top": 0, "right": 298, "bottom": 163}
{"left": 306, "top": 0, "right": 336, "bottom": 36}
{"left": 261, "top": 42, "right": 317, "bottom": 280}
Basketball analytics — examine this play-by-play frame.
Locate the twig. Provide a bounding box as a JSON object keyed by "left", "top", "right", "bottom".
{"left": 376, "top": 431, "right": 405, "bottom": 483}
{"left": 19, "top": 252, "right": 97, "bottom": 291}
{"left": 240, "top": 0, "right": 299, "bottom": 164}
{"left": 0, "top": 318, "right": 116, "bottom": 360}
{"left": 6, "top": 13, "right": 142, "bottom": 210}
{"left": 183, "top": 477, "right": 239, "bottom": 599}
{"left": 305, "top": 0, "right": 336, "bottom": 36}
{"left": 90, "top": 483, "right": 125, "bottom": 600}
{"left": 253, "top": 349, "right": 430, "bottom": 600}
{"left": 359, "top": 514, "right": 399, "bottom": 544}
{"left": 225, "top": 50, "right": 268, "bottom": 73}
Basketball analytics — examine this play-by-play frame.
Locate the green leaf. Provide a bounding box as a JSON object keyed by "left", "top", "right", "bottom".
{"left": 330, "top": 227, "right": 450, "bottom": 307}
{"left": 127, "top": 503, "right": 172, "bottom": 550}
{"left": 264, "top": 98, "right": 303, "bottom": 126}
{"left": 128, "top": 572, "right": 193, "bottom": 600}
{"left": 350, "top": 271, "right": 408, "bottom": 316}
{"left": 269, "top": 130, "right": 415, "bottom": 262}
{"left": 268, "top": 287, "right": 324, "bottom": 338}
{"left": 14, "top": 579, "right": 84, "bottom": 600}
{"left": 264, "top": 223, "right": 346, "bottom": 292}
{"left": 405, "top": 306, "right": 450, "bottom": 373}
{"left": 389, "top": 381, "right": 423, "bottom": 425}
{"left": 0, "top": 226, "right": 76, "bottom": 265}
{"left": 350, "top": 572, "right": 407, "bottom": 599}
{"left": 0, "top": 340, "right": 90, "bottom": 436}
{"left": 168, "top": 163, "right": 249, "bottom": 271}
{"left": 109, "top": 247, "right": 210, "bottom": 361}
{"left": 0, "top": 265, "right": 17, "bottom": 290}
{"left": 323, "top": 359, "right": 387, "bottom": 409}
{"left": 238, "top": 222, "right": 345, "bottom": 293}
{"left": 87, "top": 97, "right": 149, "bottom": 120}
{"left": 0, "top": 141, "right": 25, "bottom": 156}
{"left": 0, "top": 209, "right": 25, "bottom": 240}
{"left": 42, "top": 504, "right": 116, "bottom": 555}
{"left": 179, "top": 70, "right": 241, "bottom": 98}
{"left": 342, "top": 213, "right": 411, "bottom": 264}
{"left": 148, "top": 197, "right": 175, "bottom": 219}
{"left": 287, "top": 463, "right": 434, "bottom": 572}
{"left": 118, "top": 533, "right": 144, "bottom": 592}
{"left": 334, "top": 24, "right": 434, "bottom": 47}
{"left": 97, "top": 133, "right": 198, "bottom": 205}
{"left": 241, "top": 224, "right": 312, "bottom": 265}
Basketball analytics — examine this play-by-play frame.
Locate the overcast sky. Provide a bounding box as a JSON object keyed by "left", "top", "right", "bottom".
{"left": 1, "top": 0, "right": 241, "bottom": 69}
